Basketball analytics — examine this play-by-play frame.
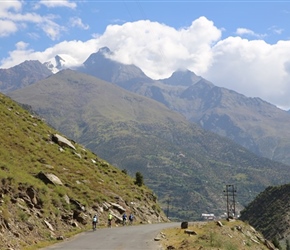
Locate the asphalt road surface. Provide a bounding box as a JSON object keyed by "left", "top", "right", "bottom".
{"left": 42, "top": 222, "right": 180, "bottom": 250}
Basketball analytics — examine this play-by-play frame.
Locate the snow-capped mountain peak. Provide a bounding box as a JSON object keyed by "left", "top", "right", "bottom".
{"left": 43, "top": 54, "right": 79, "bottom": 73}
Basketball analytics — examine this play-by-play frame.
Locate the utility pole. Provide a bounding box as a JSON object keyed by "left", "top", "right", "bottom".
{"left": 223, "top": 184, "right": 237, "bottom": 219}
{"left": 166, "top": 199, "right": 170, "bottom": 218}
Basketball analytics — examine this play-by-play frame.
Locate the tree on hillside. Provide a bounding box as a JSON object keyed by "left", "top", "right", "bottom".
{"left": 135, "top": 172, "right": 144, "bottom": 187}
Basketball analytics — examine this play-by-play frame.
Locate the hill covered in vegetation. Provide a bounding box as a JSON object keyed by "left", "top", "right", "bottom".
{"left": 8, "top": 69, "right": 290, "bottom": 221}
{"left": 240, "top": 183, "right": 290, "bottom": 247}
{"left": 0, "top": 93, "right": 167, "bottom": 250}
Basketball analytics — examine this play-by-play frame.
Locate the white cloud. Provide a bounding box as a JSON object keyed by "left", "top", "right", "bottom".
{"left": 0, "top": 1, "right": 22, "bottom": 14}
{"left": 203, "top": 37, "right": 290, "bottom": 109}
{"left": 0, "top": 20, "right": 18, "bottom": 37}
{"left": 99, "top": 17, "right": 221, "bottom": 79}
{"left": 1, "top": 39, "right": 98, "bottom": 69}
{"left": 236, "top": 28, "right": 255, "bottom": 36}
{"left": 0, "top": 1, "right": 66, "bottom": 40}
{"left": 0, "top": 1, "right": 22, "bottom": 36}
{"left": 269, "top": 25, "right": 284, "bottom": 35}
{"left": 37, "top": 0, "right": 76, "bottom": 9}
{"left": 235, "top": 28, "right": 266, "bottom": 39}
{"left": 70, "top": 17, "right": 89, "bottom": 30}
{"left": 1, "top": 17, "right": 290, "bottom": 110}
{"left": 15, "top": 41, "right": 29, "bottom": 50}
{"left": 38, "top": 18, "right": 65, "bottom": 40}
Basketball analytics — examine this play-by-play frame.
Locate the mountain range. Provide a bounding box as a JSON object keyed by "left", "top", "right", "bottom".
{"left": 76, "top": 47, "right": 290, "bottom": 166}
{"left": 2, "top": 47, "right": 290, "bottom": 243}
{"left": 2, "top": 48, "right": 290, "bottom": 168}
{"left": 6, "top": 68, "right": 290, "bottom": 221}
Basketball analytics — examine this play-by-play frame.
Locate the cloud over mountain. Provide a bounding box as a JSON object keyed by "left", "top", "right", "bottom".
{"left": 1, "top": 1, "right": 290, "bottom": 110}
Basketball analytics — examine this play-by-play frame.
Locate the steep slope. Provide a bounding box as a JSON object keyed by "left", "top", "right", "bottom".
{"left": 240, "top": 184, "right": 290, "bottom": 244}
{"left": 0, "top": 60, "right": 52, "bottom": 93}
{"left": 0, "top": 93, "right": 166, "bottom": 250}
{"left": 8, "top": 69, "right": 290, "bottom": 221}
{"left": 76, "top": 48, "right": 290, "bottom": 166}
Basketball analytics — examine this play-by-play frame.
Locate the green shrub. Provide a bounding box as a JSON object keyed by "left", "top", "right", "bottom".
{"left": 134, "top": 172, "right": 144, "bottom": 187}
{"left": 18, "top": 210, "right": 29, "bottom": 222}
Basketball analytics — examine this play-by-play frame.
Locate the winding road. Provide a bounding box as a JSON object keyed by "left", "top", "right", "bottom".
{"left": 42, "top": 222, "right": 180, "bottom": 250}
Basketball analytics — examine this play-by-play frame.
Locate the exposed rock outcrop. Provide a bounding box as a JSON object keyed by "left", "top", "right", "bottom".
{"left": 36, "top": 171, "right": 63, "bottom": 186}
{"left": 51, "top": 134, "right": 76, "bottom": 150}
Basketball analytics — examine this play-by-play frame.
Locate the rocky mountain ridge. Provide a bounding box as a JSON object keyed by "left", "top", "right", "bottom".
{"left": 0, "top": 60, "right": 52, "bottom": 94}
{"left": 79, "top": 47, "right": 154, "bottom": 90}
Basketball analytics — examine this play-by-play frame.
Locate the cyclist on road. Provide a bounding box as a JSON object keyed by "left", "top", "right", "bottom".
{"left": 122, "top": 213, "right": 127, "bottom": 226}
{"left": 108, "top": 212, "right": 113, "bottom": 228}
{"left": 129, "top": 213, "right": 134, "bottom": 225}
{"left": 92, "top": 214, "right": 98, "bottom": 231}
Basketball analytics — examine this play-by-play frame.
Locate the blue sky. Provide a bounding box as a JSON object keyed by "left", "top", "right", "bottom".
{"left": 1, "top": 1, "right": 290, "bottom": 110}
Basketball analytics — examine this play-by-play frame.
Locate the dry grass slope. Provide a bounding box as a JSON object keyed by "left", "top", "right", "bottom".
{"left": 160, "top": 220, "right": 273, "bottom": 250}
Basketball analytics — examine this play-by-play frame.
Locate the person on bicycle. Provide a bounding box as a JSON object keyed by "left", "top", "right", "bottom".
{"left": 129, "top": 213, "right": 134, "bottom": 225}
{"left": 92, "top": 214, "right": 98, "bottom": 230}
{"left": 122, "top": 213, "right": 127, "bottom": 226}
{"left": 108, "top": 212, "right": 113, "bottom": 228}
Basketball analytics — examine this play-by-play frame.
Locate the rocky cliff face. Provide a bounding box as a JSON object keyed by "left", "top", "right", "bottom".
{"left": 0, "top": 176, "right": 166, "bottom": 249}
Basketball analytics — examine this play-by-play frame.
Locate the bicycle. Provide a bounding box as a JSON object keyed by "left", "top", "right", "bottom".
{"left": 129, "top": 218, "right": 133, "bottom": 225}
{"left": 108, "top": 219, "right": 112, "bottom": 228}
{"left": 92, "top": 221, "right": 97, "bottom": 231}
{"left": 129, "top": 214, "right": 134, "bottom": 225}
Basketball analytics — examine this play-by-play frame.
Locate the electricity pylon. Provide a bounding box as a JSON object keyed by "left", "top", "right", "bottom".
{"left": 223, "top": 184, "right": 237, "bottom": 219}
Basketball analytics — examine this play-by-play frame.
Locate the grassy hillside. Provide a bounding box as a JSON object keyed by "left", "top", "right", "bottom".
{"left": 0, "top": 93, "right": 166, "bottom": 250}
{"left": 8, "top": 69, "right": 290, "bottom": 221}
{"left": 159, "top": 219, "right": 276, "bottom": 250}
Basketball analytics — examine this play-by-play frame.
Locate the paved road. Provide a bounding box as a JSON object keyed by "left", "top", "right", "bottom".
{"left": 42, "top": 222, "right": 180, "bottom": 250}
